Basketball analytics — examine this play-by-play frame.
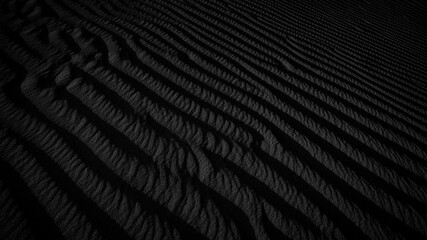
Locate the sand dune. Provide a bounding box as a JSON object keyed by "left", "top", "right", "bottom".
{"left": 1, "top": 0, "right": 426, "bottom": 239}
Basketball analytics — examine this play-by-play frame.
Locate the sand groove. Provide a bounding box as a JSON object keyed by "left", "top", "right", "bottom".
{"left": 1, "top": 0, "right": 426, "bottom": 239}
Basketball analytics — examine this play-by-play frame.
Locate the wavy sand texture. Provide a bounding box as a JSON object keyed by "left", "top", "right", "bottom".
{"left": 1, "top": 0, "right": 426, "bottom": 239}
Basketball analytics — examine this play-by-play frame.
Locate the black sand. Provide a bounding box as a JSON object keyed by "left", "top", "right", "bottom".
{"left": 1, "top": 0, "right": 427, "bottom": 239}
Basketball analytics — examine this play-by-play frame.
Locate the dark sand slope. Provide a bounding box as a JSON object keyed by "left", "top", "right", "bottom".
{"left": 1, "top": 0, "right": 426, "bottom": 239}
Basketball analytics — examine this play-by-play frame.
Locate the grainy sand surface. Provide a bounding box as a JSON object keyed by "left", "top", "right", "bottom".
{"left": 1, "top": 0, "right": 427, "bottom": 239}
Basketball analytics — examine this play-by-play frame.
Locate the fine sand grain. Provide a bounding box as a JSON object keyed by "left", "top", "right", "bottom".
{"left": 1, "top": 0, "right": 427, "bottom": 239}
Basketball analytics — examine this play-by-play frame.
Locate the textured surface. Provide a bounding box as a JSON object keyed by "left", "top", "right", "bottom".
{"left": 1, "top": 0, "right": 427, "bottom": 239}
